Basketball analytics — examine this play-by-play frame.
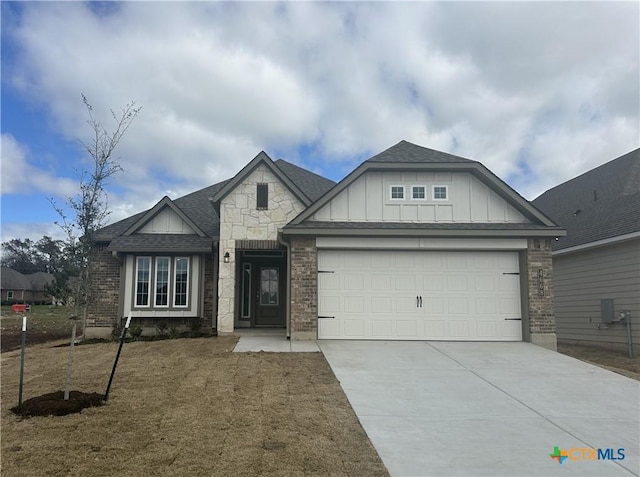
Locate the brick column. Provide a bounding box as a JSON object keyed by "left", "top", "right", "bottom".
{"left": 526, "top": 238, "right": 557, "bottom": 350}
{"left": 86, "top": 244, "right": 121, "bottom": 338}
{"left": 290, "top": 236, "right": 317, "bottom": 340}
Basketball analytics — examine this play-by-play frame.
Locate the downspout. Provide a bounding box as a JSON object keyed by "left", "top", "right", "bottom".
{"left": 278, "top": 231, "right": 291, "bottom": 340}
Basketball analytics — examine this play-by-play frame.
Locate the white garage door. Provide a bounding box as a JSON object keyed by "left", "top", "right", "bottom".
{"left": 317, "top": 250, "right": 522, "bottom": 341}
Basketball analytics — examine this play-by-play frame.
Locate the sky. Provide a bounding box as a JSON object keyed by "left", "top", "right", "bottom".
{"left": 1, "top": 1, "right": 638, "bottom": 243}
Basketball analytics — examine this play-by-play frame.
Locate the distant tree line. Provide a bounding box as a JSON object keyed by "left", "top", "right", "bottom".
{"left": 1, "top": 235, "right": 79, "bottom": 302}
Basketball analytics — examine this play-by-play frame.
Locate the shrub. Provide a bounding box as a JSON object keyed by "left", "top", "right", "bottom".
{"left": 111, "top": 319, "right": 125, "bottom": 341}
{"left": 155, "top": 321, "right": 169, "bottom": 337}
{"left": 189, "top": 317, "right": 203, "bottom": 334}
{"left": 128, "top": 323, "right": 143, "bottom": 341}
{"left": 169, "top": 326, "right": 181, "bottom": 339}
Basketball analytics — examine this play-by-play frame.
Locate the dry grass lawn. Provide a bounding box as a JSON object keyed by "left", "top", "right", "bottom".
{"left": 558, "top": 342, "right": 640, "bottom": 381}
{"left": 1, "top": 336, "right": 389, "bottom": 477}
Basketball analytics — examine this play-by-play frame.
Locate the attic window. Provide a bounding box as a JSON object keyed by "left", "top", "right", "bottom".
{"left": 433, "top": 186, "right": 448, "bottom": 200}
{"left": 390, "top": 185, "right": 405, "bottom": 200}
{"left": 257, "top": 183, "right": 268, "bottom": 210}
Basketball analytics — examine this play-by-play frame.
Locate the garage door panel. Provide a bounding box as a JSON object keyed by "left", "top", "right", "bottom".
{"left": 396, "top": 320, "right": 418, "bottom": 337}
{"left": 317, "top": 250, "right": 522, "bottom": 341}
{"left": 344, "top": 319, "right": 365, "bottom": 337}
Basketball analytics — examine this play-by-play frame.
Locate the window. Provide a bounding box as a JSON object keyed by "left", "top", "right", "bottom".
{"left": 241, "top": 263, "right": 252, "bottom": 319}
{"left": 174, "top": 257, "right": 189, "bottom": 307}
{"left": 390, "top": 185, "right": 405, "bottom": 200}
{"left": 155, "top": 257, "right": 170, "bottom": 307}
{"left": 412, "top": 185, "right": 426, "bottom": 200}
{"left": 7, "top": 291, "right": 14, "bottom": 300}
{"left": 136, "top": 257, "right": 151, "bottom": 307}
{"left": 257, "top": 183, "right": 268, "bottom": 209}
{"left": 260, "top": 268, "right": 279, "bottom": 305}
{"left": 433, "top": 186, "right": 448, "bottom": 200}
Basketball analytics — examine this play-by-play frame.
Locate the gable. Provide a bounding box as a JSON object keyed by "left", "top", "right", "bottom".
{"left": 137, "top": 207, "right": 197, "bottom": 234}
{"left": 219, "top": 163, "right": 307, "bottom": 242}
{"left": 310, "top": 170, "right": 531, "bottom": 223}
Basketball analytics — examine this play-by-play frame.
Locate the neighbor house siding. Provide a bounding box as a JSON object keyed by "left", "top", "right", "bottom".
{"left": 554, "top": 239, "right": 640, "bottom": 352}
{"left": 311, "top": 171, "right": 530, "bottom": 223}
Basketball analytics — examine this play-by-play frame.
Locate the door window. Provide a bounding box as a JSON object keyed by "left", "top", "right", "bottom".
{"left": 260, "top": 268, "right": 279, "bottom": 305}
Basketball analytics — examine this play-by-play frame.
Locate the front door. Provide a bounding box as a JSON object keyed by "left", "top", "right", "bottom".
{"left": 255, "top": 267, "right": 283, "bottom": 326}
{"left": 238, "top": 251, "right": 286, "bottom": 328}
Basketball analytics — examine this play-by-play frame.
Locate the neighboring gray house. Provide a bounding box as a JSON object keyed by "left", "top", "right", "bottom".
{"left": 1, "top": 267, "right": 55, "bottom": 304}
{"left": 533, "top": 148, "right": 640, "bottom": 352}
{"left": 88, "top": 141, "right": 564, "bottom": 350}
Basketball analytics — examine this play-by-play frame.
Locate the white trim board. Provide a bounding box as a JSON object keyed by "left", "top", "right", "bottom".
{"left": 316, "top": 237, "right": 528, "bottom": 250}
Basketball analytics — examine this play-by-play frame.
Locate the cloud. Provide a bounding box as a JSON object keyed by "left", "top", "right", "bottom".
{"left": 1, "top": 1, "right": 638, "bottom": 237}
{"left": 1, "top": 133, "right": 77, "bottom": 197}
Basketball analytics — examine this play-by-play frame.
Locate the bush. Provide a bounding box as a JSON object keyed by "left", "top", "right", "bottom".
{"left": 189, "top": 317, "right": 203, "bottom": 334}
{"left": 128, "top": 323, "right": 143, "bottom": 341}
{"left": 169, "top": 326, "right": 181, "bottom": 339}
{"left": 111, "top": 319, "right": 125, "bottom": 341}
{"left": 155, "top": 321, "right": 169, "bottom": 338}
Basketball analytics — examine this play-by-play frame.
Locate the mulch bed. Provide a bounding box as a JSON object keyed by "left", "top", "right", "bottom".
{"left": 11, "top": 391, "right": 105, "bottom": 418}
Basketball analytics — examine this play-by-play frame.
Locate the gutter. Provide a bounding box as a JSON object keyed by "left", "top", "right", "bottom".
{"left": 277, "top": 231, "right": 291, "bottom": 340}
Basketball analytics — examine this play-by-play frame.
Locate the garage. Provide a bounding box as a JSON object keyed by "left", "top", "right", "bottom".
{"left": 317, "top": 250, "right": 522, "bottom": 341}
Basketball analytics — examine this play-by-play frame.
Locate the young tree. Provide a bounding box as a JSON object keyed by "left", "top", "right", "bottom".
{"left": 52, "top": 94, "right": 141, "bottom": 399}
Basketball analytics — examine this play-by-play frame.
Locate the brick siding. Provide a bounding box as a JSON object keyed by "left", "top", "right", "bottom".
{"left": 526, "top": 238, "right": 556, "bottom": 335}
{"left": 290, "top": 236, "right": 318, "bottom": 339}
{"left": 86, "top": 244, "right": 121, "bottom": 329}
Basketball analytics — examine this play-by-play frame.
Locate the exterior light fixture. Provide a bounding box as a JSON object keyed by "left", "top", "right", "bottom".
{"left": 224, "top": 252, "right": 230, "bottom": 263}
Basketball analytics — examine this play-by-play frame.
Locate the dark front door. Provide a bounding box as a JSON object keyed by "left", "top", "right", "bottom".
{"left": 238, "top": 251, "right": 286, "bottom": 328}
{"left": 255, "top": 267, "right": 283, "bottom": 326}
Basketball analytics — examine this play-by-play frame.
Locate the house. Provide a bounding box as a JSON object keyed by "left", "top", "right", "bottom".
{"left": 88, "top": 141, "right": 565, "bottom": 350}
{"left": 1, "top": 267, "right": 54, "bottom": 305}
{"left": 533, "top": 148, "right": 640, "bottom": 353}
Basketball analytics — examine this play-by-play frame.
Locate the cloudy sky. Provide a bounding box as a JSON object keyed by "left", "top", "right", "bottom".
{"left": 1, "top": 1, "right": 638, "bottom": 242}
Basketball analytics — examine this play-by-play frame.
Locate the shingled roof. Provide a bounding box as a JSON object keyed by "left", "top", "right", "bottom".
{"left": 1, "top": 267, "right": 54, "bottom": 290}
{"left": 532, "top": 148, "right": 640, "bottom": 251}
{"left": 366, "top": 140, "right": 475, "bottom": 164}
{"left": 94, "top": 157, "right": 336, "bottom": 244}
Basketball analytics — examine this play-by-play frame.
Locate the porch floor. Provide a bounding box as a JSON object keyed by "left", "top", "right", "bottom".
{"left": 232, "top": 329, "right": 320, "bottom": 353}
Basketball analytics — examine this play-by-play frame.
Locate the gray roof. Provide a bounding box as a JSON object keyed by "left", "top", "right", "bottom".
{"left": 95, "top": 156, "right": 336, "bottom": 244}
{"left": 1, "top": 267, "right": 54, "bottom": 290}
{"left": 283, "top": 222, "right": 562, "bottom": 239}
{"left": 274, "top": 159, "right": 335, "bottom": 202}
{"left": 366, "top": 140, "right": 475, "bottom": 164}
{"left": 533, "top": 148, "right": 640, "bottom": 251}
{"left": 108, "top": 234, "right": 213, "bottom": 253}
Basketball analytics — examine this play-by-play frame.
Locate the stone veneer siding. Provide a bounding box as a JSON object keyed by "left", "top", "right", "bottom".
{"left": 525, "top": 238, "right": 557, "bottom": 350}
{"left": 290, "top": 236, "right": 318, "bottom": 340}
{"left": 217, "top": 164, "right": 306, "bottom": 332}
{"left": 86, "top": 244, "right": 121, "bottom": 335}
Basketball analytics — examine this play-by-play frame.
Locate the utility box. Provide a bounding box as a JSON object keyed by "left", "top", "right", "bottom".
{"left": 600, "top": 299, "right": 614, "bottom": 324}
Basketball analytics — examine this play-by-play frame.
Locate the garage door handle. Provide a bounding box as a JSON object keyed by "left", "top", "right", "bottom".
{"left": 504, "top": 318, "right": 522, "bottom": 321}
{"left": 416, "top": 296, "right": 423, "bottom": 308}
{"left": 318, "top": 316, "right": 335, "bottom": 319}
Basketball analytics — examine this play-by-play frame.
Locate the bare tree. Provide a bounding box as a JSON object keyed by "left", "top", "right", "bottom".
{"left": 51, "top": 94, "right": 141, "bottom": 399}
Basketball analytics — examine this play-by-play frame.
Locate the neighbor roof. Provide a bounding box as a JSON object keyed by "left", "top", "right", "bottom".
{"left": 533, "top": 148, "right": 640, "bottom": 251}
{"left": 1, "top": 267, "right": 54, "bottom": 290}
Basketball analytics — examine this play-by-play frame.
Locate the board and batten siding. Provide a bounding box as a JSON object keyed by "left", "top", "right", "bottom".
{"left": 311, "top": 171, "right": 530, "bottom": 223}
{"left": 553, "top": 239, "right": 640, "bottom": 351}
{"left": 138, "top": 208, "right": 196, "bottom": 234}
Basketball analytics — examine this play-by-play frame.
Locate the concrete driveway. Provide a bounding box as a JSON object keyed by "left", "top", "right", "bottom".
{"left": 319, "top": 341, "right": 639, "bottom": 477}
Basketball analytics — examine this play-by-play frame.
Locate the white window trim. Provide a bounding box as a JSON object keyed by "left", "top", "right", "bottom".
{"left": 411, "top": 185, "right": 427, "bottom": 201}
{"left": 433, "top": 185, "right": 449, "bottom": 201}
{"left": 389, "top": 185, "right": 405, "bottom": 201}
{"left": 154, "top": 257, "right": 171, "bottom": 308}
{"left": 135, "top": 256, "right": 152, "bottom": 308}
{"left": 7, "top": 291, "right": 14, "bottom": 299}
{"left": 173, "top": 257, "right": 190, "bottom": 308}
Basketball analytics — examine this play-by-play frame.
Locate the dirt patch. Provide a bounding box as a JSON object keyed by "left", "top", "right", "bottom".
{"left": 11, "top": 391, "right": 105, "bottom": 417}
{"left": 558, "top": 343, "right": 640, "bottom": 381}
{"left": 1, "top": 336, "right": 389, "bottom": 476}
